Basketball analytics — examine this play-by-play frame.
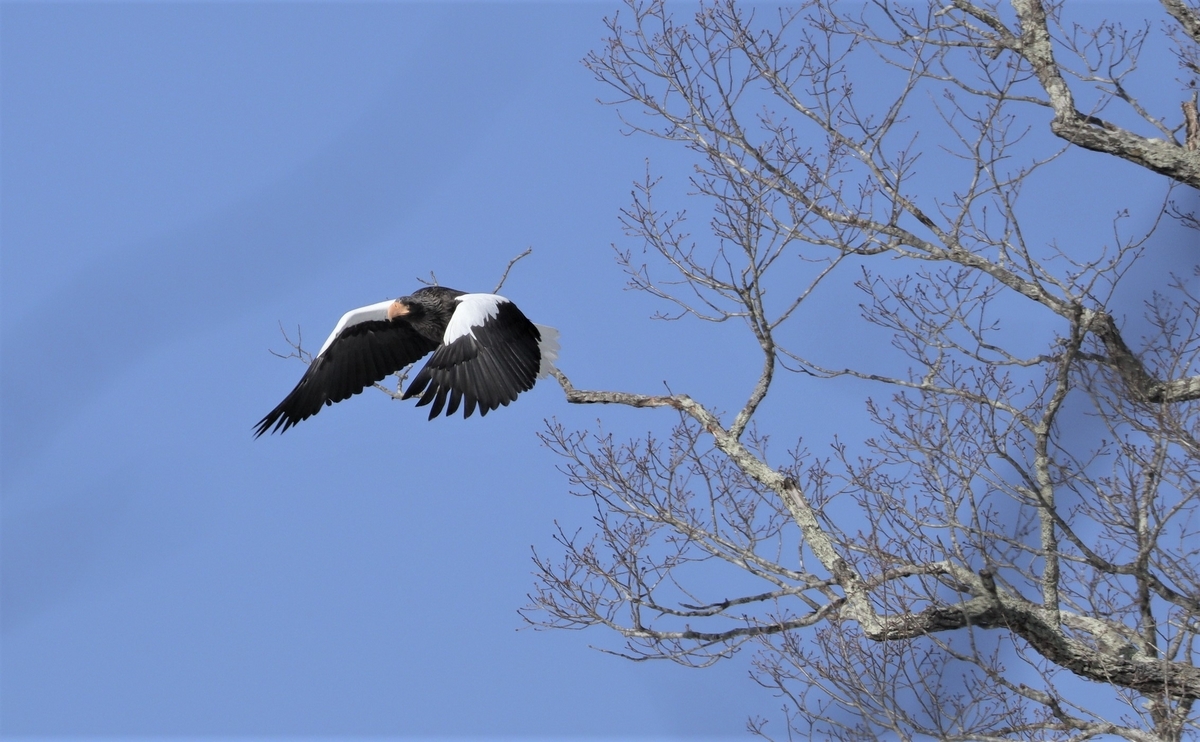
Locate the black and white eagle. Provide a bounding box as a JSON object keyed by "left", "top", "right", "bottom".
{"left": 255, "top": 286, "right": 559, "bottom": 437}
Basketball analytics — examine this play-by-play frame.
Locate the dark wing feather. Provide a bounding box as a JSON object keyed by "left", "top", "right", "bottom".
{"left": 403, "top": 300, "right": 541, "bottom": 419}
{"left": 255, "top": 319, "right": 438, "bottom": 436}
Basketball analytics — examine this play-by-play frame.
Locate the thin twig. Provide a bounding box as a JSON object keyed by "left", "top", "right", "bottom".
{"left": 493, "top": 247, "right": 534, "bottom": 294}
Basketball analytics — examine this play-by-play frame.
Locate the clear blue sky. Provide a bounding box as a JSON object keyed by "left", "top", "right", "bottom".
{"left": 0, "top": 1, "right": 1185, "bottom": 739}
{"left": 1, "top": 3, "right": 783, "bottom": 737}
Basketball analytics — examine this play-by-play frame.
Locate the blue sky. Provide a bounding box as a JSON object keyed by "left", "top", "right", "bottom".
{"left": 1, "top": 3, "right": 786, "bottom": 737}
{"left": 0, "top": 1, "right": 1189, "bottom": 739}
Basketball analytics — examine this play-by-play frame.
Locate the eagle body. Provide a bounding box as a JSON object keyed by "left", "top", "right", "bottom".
{"left": 255, "top": 286, "right": 558, "bottom": 436}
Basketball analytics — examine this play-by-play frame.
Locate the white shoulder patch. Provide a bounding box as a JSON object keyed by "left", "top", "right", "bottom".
{"left": 318, "top": 299, "right": 395, "bottom": 356}
{"left": 535, "top": 324, "right": 560, "bottom": 378}
{"left": 444, "top": 293, "right": 507, "bottom": 343}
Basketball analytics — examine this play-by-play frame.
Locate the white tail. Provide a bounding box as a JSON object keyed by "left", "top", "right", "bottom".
{"left": 535, "top": 324, "right": 560, "bottom": 378}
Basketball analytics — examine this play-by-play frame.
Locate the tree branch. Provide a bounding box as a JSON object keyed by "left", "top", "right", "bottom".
{"left": 1005, "top": 0, "right": 1200, "bottom": 188}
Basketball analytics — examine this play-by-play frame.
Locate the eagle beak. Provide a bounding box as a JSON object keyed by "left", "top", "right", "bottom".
{"left": 388, "top": 300, "right": 409, "bottom": 320}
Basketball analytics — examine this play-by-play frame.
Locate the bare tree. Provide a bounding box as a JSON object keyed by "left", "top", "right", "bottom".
{"left": 525, "top": 1, "right": 1200, "bottom": 739}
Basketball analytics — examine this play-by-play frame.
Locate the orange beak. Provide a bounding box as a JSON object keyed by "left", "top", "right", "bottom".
{"left": 387, "top": 300, "right": 409, "bottom": 320}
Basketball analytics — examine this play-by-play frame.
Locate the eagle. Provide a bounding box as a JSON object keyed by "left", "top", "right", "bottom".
{"left": 255, "top": 286, "right": 558, "bottom": 436}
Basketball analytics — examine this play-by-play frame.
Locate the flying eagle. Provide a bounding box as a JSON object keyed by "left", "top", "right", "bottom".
{"left": 255, "top": 286, "right": 558, "bottom": 436}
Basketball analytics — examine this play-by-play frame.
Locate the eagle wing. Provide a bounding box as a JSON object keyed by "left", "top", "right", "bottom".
{"left": 402, "top": 294, "right": 542, "bottom": 419}
{"left": 255, "top": 303, "right": 439, "bottom": 436}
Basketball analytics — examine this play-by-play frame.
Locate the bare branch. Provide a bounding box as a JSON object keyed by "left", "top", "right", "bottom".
{"left": 530, "top": 2, "right": 1200, "bottom": 737}
{"left": 492, "top": 247, "right": 533, "bottom": 294}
